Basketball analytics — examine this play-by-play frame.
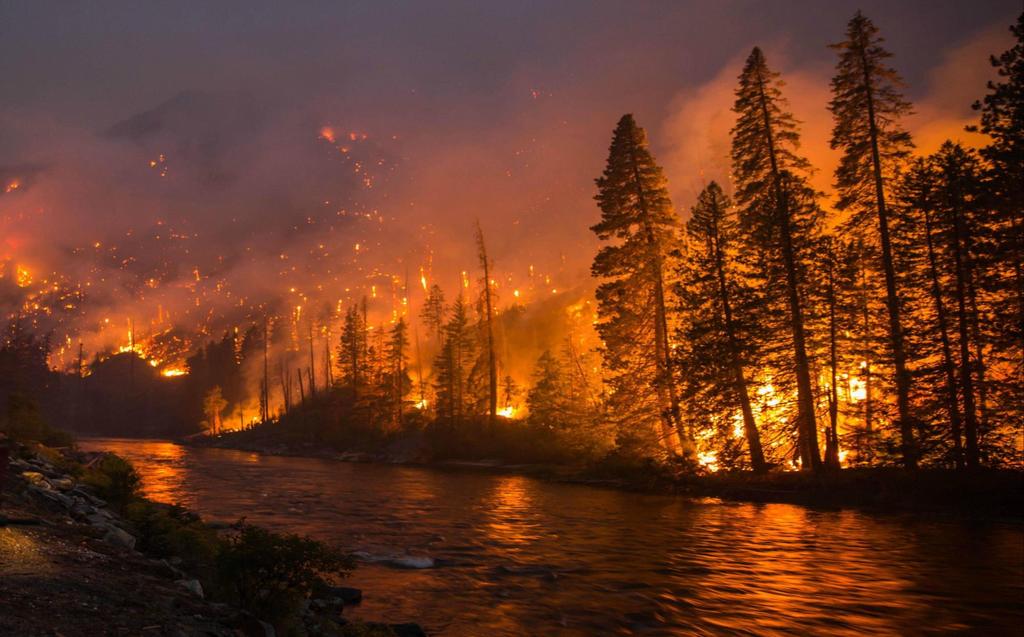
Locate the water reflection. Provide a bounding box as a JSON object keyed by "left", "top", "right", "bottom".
{"left": 79, "top": 439, "right": 1024, "bottom": 636}
{"left": 87, "top": 438, "right": 187, "bottom": 506}
{"left": 481, "top": 475, "right": 543, "bottom": 551}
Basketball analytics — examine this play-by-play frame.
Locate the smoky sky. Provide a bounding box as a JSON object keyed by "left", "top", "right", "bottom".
{"left": 0, "top": 0, "right": 1019, "bottom": 362}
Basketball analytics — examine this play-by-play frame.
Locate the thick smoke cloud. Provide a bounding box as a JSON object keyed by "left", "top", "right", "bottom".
{"left": 0, "top": 1, "right": 1016, "bottom": 375}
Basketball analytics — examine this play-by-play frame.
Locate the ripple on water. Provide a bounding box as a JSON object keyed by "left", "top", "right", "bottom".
{"left": 79, "top": 438, "right": 1024, "bottom": 636}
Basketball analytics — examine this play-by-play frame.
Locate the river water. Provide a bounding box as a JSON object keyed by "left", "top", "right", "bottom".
{"left": 79, "top": 439, "right": 1023, "bottom": 636}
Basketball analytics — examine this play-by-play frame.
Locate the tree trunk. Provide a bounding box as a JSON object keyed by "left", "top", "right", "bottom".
{"left": 857, "top": 39, "right": 916, "bottom": 468}
{"left": 308, "top": 323, "right": 317, "bottom": 398}
{"left": 710, "top": 217, "right": 766, "bottom": 471}
{"left": 262, "top": 317, "right": 269, "bottom": 422}
{"left": 753, "top": 69, "right": 821, "bottom": 471}
{"left": 858, "top": 259, "right": 874, "bottom": 463}
{"left": 923, "top": 204, "right": 965, "bottom": 468}
{"left": 279, "top": 359, "right": 290, "bottom": 413}
{"left": 627, "top": 136, "right": 687, "bottom": 455}
{"left": 477, "top": 224, "right": 499, "bottom": 422}
{"left": 950, "top": 190, "right": 980, "bottom": 468}
{"left": 966, "top": 257, "right": 989, "bottom": 456}
{"left": 825, "top": 246, "right": 841, "bottom": 469}
{"left": 324, "top": 327, "right": 333, "bottom": 388}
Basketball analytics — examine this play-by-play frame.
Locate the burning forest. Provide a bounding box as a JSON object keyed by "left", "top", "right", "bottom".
{"left": 1, "top": 4, "right": 1023, "bottom": 637}
{"left": 2, "top": 8, "right": 1022, "bottom": 473}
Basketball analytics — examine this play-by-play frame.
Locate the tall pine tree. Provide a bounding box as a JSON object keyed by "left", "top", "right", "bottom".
{"left": 731, "top": 47, "right": 823, "bottom": 470}
{"left": 433, "top": 295, "right": 477, "bottom": 422}
{"left": 829, "top": 11, "right": 917, "bottom": 467}
{"left": 591, "top": 114, "right": 686, "bottom": 457}
{"left": 677, "top": 182, "right": 767, "bottom": 471}
{"left": 970, "top": 13, "right": 1024, "bottom": 454}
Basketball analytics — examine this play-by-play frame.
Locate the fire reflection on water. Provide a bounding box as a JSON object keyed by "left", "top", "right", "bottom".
{"left": 76, "top": 439, "right": 1024, "bottom": 636}
{"left": 86, "top": 439, "right": 187, "bottom": 506}
{"left": 481, "top": 475, "right": 543, "bottom": 552}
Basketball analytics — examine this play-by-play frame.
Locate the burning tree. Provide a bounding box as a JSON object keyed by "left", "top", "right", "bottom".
{"left": 828, "top": 11, "right": 917, "bottom": 468}
{"left": 591, "top": 114, "right": 687, "bottom": 458}
{"left": 433, "top": 295, "right": 478, "bottom": 422}
{"left": 969, "top": 13, "right": 1024, "bottom": 460}
{"left": 475, "top": 221, "right": 499, "bottom": 422}
{"left": 202, "top": 386, "right": 227, "bottom": 435}
{"left": 676, "top": 182, "right": 767, "bottom": 472}
{"left": 731, "top": 47, "right": 824, "bottom": 471}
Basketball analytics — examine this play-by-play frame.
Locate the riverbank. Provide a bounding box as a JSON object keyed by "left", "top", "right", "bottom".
{"left": 191, "top": 431, "right": 1024, "bottom": 518}
{"left": 0, "top": 440, "right": 427, "bottom": 637}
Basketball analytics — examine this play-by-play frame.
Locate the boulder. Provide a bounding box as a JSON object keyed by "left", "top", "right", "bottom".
{"left": 86, "top": 512, "right": 111, "bottom": 527}
{"left": 29, "top": 484, "right": 75, "bottom": 509}
{"left": 232, "top": 611, "right": 276, "bottom": 637}
{"left": 317, "top": 585, "right": 362, "bottom": 605}
{"left": 21, "top": 471, "right": 50, "bottom": 488}
{"left": 175, "top": 578, "right": 204, "bottom": 598}
{"left": 71, "top": 488, "right": 107, "bottom": 508}
{"left": 50, "top": 477, "right": 75, "bottom": 491}
{"left": 103, "top": 525, "right": 137, "bottom": 550}
{"left": 71, "top": 502, "right": 97, "bottom": 519}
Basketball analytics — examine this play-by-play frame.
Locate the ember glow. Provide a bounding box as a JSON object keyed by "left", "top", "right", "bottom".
{"left": 0, "top": 2, "right": 1018, "bottom": 467}
{"left": 2, "top": 6, "right": 1022, "bottom": 636}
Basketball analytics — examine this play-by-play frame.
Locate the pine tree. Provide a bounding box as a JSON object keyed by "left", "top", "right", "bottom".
{"left": 384, "top": 318, "right": 411, "bottom": 429}
{"left": 731, "top": 47, "right": 823, "bottom": 470}
{"left": 338, "top": 304, "right": 367, "bottom": 399}
{"left": 433, "top": 295, "right": 477, "bottom": 422}
{"left": 202, "top": 386, "right": 227, "bottom": 435}
{"left": 527, "top": 350, "right": 565, "bottom": 427}
{"left": 421, "top": 285, "right": 447, "bottom": 340}
{"left": 501, "top": 375, "right": 519, "bottom": 417}
{"left": 677, "top": 182, "right": 767, "bottom": 471}
{"left": 526, "top": 348, "right": 608, "bottom": 457}
{"left": 970, "top": 13, "right": 1024, "bottom": 455}
{"left": 591, "top": 114, "right": 686, "bottom": 457}
{"left": 829, "top": 11, "right": 917, "bottom": 468}
{"left": 897, "top": 158, "right": 965, "bottom": 467}
{"left": 931, "top": 143, "right": 988, "bottom": 467}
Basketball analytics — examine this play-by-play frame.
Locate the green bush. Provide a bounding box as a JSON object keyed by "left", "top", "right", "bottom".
{"left": 82, "top": 453, "right": 141, "bottom": 512}
{"left": 124, "top": 500, "right": 221, "bottom": 575}
{"left": 216, "top": 521, "right": 354, "bottom": 626}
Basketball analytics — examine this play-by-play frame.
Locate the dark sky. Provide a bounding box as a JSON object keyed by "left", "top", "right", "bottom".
{"left": 0, "top": 1, "right": 1019, "bottom": 361}
{"left": 0, "top": 2, "right": 1016, "bottom": 124}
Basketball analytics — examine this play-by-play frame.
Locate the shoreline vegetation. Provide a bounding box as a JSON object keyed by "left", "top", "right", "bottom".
{"left": 0, "top": 436, "right": 428, "bottom": 637}
{"left": 189, "top": 426, "right": 1023, "bottom": 519}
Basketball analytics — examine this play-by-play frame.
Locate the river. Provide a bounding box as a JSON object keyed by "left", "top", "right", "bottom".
{"left": 79, "top": 438, "right": 1023, "bottom": 636}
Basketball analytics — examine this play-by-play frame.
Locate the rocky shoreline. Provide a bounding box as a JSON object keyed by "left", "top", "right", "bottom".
{"left": 0, "top": 441, "right": 428, "bottom": 637}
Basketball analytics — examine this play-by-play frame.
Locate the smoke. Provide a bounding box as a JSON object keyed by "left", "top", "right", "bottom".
{"left": 0, "top": 2, "right": 1016, "bottom": 389}
{"left": 660, "top": 21, "right": 1014, "bottom": 220}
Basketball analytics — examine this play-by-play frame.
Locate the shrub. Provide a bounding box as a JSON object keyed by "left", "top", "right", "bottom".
{"left": 216, "top": 521, "right": 354, "bottom": 626}
{"left": 82, "top": 453, "right": 141, "bottom": 512}
{"left": 124, "top": 500, "right": 221, "bottom": 575}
